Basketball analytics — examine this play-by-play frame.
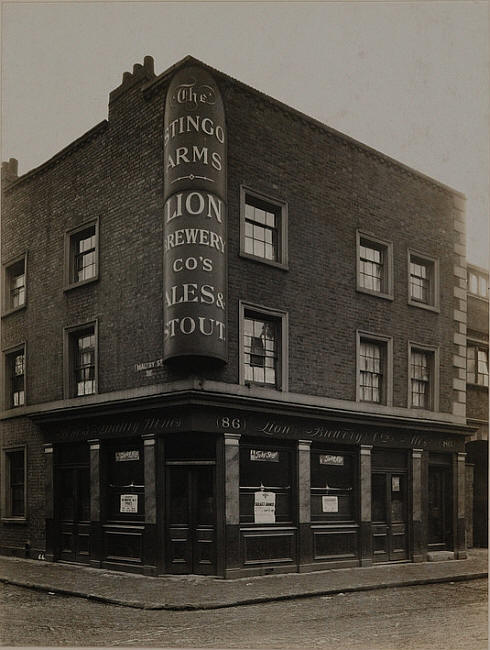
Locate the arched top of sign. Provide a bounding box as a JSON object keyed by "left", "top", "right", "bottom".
{"left": 164, "top": 66, "right": 226, "bottom": 201}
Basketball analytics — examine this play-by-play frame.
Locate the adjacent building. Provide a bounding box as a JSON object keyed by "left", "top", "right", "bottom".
{"left": 465, "top": 264, "right": 488, "bottom": 548}
{"left": 1, "top": 56, "right": 473, "bottom": 577}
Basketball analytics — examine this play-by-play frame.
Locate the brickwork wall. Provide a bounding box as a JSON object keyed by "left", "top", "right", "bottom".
{"left": 2, "top": 68, "right": 463, "bottom": 411}
{"left": 0, "top": 57, "right": 467, "bottom": 555}
{"left": 0, "top": 417, "right": 46, "bottom": 555}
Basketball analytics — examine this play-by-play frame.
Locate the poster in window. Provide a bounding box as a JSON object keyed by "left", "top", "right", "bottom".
{"left": 120, "top": 494, "right": 138, "bottom": 513}
{"left": 319, "top": 454, "right": 344, "bottom": 466}
{"left": 250, "top": 449, "right": 279, "bottom": 462}
{"left": 115, "top": 450, "right": 139, "bottom": 462}
{"left": 392, "top": 476, "right": 400, "bottom": 492}
{"left": 254, "top": 491, "right": 276, "bottom": 523}
{"left": 322, "top": 496, "right": 339, "bottom": 513}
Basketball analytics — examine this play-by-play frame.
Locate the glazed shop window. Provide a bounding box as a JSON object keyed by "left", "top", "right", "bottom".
{"left": 356, "top": 231, "right": 393, "bottom": 300}
{"left": 311, "top": 452, "right": 354, "bottom": 521}
{"left": 64, "top": 219, "right": 99, "bottom": 289}
{"left": 1, "top": 447, "right": 26, "bottom": 520}
{"left": 239, "top": 446, "right": 292, "bottom": 524}
{"left": 240, "top": 186, "right": 288, "bottom": 268}
{"left": 2, "top": 254, "right": 26, "bottom": 314}
{"left": 408, "top": 251, "right": 439, "bottom": 312}
{"left": 106, "top": 443, "right": 144, "bottom": 521}
{"left": 467, "top": 344, "right": 489, "bottom": 387}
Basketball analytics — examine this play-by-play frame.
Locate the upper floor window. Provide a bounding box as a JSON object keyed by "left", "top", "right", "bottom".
{"left": 409, "top": 344, "right": 439, "bottom": 411}
{"left": 240, "top": 187, "right": 288, "bottom": 268}
{"left": 468, "top": 268, "right": 488, "bottom": 299}
{"left": 467, "top": 344, "right": 489, "bottom": 387}
{"left": 3, "top": 345, "right": 26, "bottom": 409}
{"left": 356, "top": 231, "right": 393, "bottom": 300}
{"left": 64, "top": 322, "right": 97, "bottom": 397}
{"left": 239, "top": 302, "right": 288, "bottom": 390}
{"left": 1, "top": 446, "right": 26, "bottom": 520}
{"left": 408, "top": 250, "right": 439, "bottom": 311}
{"left": 64, "top": 220, "right": 99, "bottom": 290}
{"left": 356, "top": 332, "right": 393, "bottom": 406}
{"left": 2, "top": 254, "right": 27, "bottom": 315}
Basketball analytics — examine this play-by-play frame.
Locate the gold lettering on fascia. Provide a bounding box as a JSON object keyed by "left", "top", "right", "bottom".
{"left": 256, "top": 420, "right": 458, "bottom": 451}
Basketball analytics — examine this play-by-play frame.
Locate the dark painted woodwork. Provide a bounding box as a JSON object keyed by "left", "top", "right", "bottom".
{"left": 143, "top": 523, "right": 158, "bottom": 575}
{"left": 371, "top": 471, "right": 408, "bottom": 562}
{"left": 215, "top": 436, "right": 226, "bottom": 577}
{"left": 166, "top": 465, "right": 217, "bottom": 575}
{"left": 428, "top": 465, "right": 452, "bottom": 550}
{"left": 241, "top": 527, "right": 296, "bottom": 566}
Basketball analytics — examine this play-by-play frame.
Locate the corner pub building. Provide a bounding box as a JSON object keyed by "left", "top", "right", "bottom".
{"left": 1, "top": 56, "right": 472, "bottom": 578}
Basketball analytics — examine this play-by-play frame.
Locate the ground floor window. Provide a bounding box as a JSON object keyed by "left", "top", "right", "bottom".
{"left": 311, "top": 450, "right": 355, "bottom": 521}
{"left": 239, "top": 444, "right": 293, "bottom": 524}
{"left": 1, "top": 446, "right": 26, "bottom": 519}
{"left": 106, "top": 440, "right": 144, "bottom": 521}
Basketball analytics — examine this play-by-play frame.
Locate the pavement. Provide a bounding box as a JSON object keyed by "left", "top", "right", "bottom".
{"left": 0, "top": 549, "right": 487, "bottom": 612}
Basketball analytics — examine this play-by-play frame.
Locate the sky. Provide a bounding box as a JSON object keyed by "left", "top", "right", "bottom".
{"left": 2, "top": 1, "right": 489, "bottom": 267}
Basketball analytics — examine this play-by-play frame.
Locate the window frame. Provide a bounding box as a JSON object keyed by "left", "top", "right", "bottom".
{"left": 407, "top": 249, "right": 440, "bottom": 312}
{"left": 239, "top": 441, "right": 294, "bottom": 525}
{"left": 1, "top": 445, "right": 27, "bottom": 523}
{"left": 239, "top": 186, "right": 288, "bottom": 270}
{"left": 63, "top": 320, "right": 98, "bottom": 398}
{"left": 407, "top": 342, "right": 440, "bottom": 411}
{"left": 466, "top": 340, "right": 489, "bottom": 387}
{"left": 310, "top": 447, "right": 357, "bottom": 523}
{"left": 356, "top": 331, "right": 393, "bottom": 406}
{"left": 467, "top": 267, "right": 489, "bottom": 301}
{"left": 2, "top": 342, "right": 26, "bottom": 410}
{"left": 64, "top": 218, "right": 99, "bottom": 291}
{"left": 239, "top": 301, "right": 288, "bottom": 391}
{"left": 356, "top": 231, "right": 393, "bottom": 300}
{"left": 2, "top": 252, "right": 27, "bottom": 317}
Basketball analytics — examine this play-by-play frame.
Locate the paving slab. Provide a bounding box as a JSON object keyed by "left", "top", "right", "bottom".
{"left": 0, "top": 549, "right": 486, "bottom": 611}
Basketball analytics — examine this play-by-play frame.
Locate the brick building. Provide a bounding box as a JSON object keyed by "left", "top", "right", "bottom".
{"left": 465, "top": 264, "right": 488, "bottom": 547}
{"left": 0, "top": 55, "right": 473, "bottom": 577}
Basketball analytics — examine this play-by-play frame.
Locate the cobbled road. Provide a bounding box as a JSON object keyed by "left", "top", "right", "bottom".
{"left": 0, "top": 579, "right": 487, "bottom": 649}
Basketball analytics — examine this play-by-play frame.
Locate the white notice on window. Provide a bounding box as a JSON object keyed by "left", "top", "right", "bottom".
{"left": 120, "top": 494, "right": 138, "bottom": 513}
{"left": 254, "top": 491, "right": 276, "bottom": 523}
{"left": 322, "top": 496, "right": 339, "bottom": 513}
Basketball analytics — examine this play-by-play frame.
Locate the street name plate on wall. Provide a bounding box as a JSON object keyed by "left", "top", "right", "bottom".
{"left": 163, "top": 65, "right": 227, "bottom": 362}
{"left": 254, "top": 491, "right": 276, "bottom": 523}
{"left": 319, "top": 454, "right": 344, "bottom": 466}
{"left": 250, "top": 449, "right": 279, "bottom": 462}
{"left": 322, "top": 496, "right": 339, "bottom": 513}
{"left": 120, "top": 494, "right": 138, "bottom": 513}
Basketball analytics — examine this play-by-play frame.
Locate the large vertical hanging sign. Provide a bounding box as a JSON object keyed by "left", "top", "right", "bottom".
{"left": 163, "top": 66, "right": 227, "bottom": 362}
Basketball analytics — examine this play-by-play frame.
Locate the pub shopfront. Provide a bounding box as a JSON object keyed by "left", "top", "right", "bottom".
{"left": 38, "top": 400, "right": 467, "bottom": 578}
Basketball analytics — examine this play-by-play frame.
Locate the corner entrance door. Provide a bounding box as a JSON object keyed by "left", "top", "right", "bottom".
{"left": 371, "top": 472, "right": 408, "bottom": 562}
{"left": 57, "top": 466, "right": 90, "bottom": 563}
{"left": 428, "top": 466, "right": 452, "bottom": 550}
{"left": 166, "top": 465, "right": 216, "bottom": 575}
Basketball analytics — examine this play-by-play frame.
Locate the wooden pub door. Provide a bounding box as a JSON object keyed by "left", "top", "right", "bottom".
{"left": 166, "top": 464, "right": 217, "bottom": 575}
{"left": 428, "top": 465, "right": 452, "bottom": 551}
{"left": 371, "top": 471, "right": 409, "bottom": 562}
{"left": 56, "top": 448, "right": 91, "bottom": 564}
